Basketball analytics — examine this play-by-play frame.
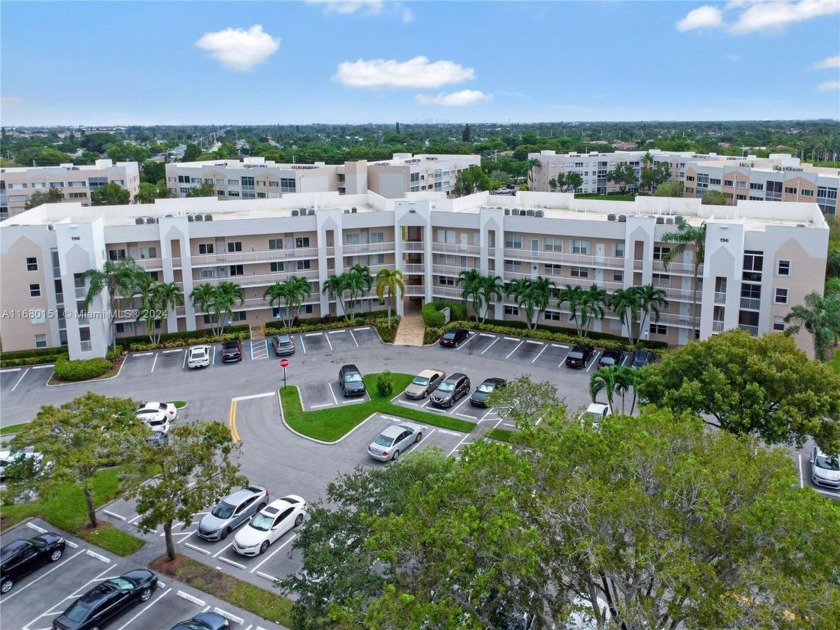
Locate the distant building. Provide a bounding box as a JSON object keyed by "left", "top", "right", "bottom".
{"left": 0, "top": 159, "right": 140, "bottom": 220}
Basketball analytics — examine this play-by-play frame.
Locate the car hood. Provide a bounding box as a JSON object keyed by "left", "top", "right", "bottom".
{"left": 199, "top": 513, "right": 229, "bottom": 531}
{"left": 344, "top": 381, "right": 365, "bottom": 391}
{"left": 234, "top": 524, "right": 266, "bottom": 547}
{"left": 404, "top": 383, "right": 427, "bottom": 396}
{"left": 471, "top": 390, "right": 489, "bottom": 401}
{"left": 813, "top": 465, "right": 840, "bottom": 482}
{"left": 431, "top": 390, "right": 452, "bottom": 400}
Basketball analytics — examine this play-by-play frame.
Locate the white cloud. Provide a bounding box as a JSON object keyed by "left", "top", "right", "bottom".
{"left": 817, "top": 80, "right": 840, "bottom": 91}
{"left": 676, "top": 6, "right": 724, "bottom": 31}
{"left": 305, "top": 0, "right": 384, "bottom": 15}
{"left": 195, "top": 25, "right": 280, "bottom": 71}
{"left": 333, "top": 56, "right": 475, "bottom": 89}
{"left": 416, "top": 90, "right": 491, "bottom": 106}
{"left": 812, "top": 55, "right": 840, "bottom": 69}
{"left": 730, "top": 0, "right": 840, "bottom": 34}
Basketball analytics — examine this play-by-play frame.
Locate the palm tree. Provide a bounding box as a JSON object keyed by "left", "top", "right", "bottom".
{"left": 578, "top": 284, "right": 608, "bottom": 337}
{"left": 350, "top": 264, "right": 373, "bottom": 314}
{"left": 784, "top": 291, "right": 840, "bottom": 362}
{"left": 662, "top": 222, "right": 706, "bottom": 339}
{"left": 264, "top": 281, "right": 300, "bottom": 327}
{"left": 636, "top": 284, "right": 669, "bottom": 342}
{"left": 322, "top": 273, "right": 348, "bottom": 319}
{"left": 189, "top": 283, "right": 215, "bottom": 318}
{"left": 476, "top": 274, "right": 504, "bottom": 323}
{"left": 458, "top": 269, "right": 483, "bottom": 322}
{"left": 612, "top": 366, "right": 637, "bottom": 414}
{"left": 376, "top": 268, "right": 405, "bottom": 328}
{"left": 154, "top": 281, "right": 184, "bottom": 335}
{"left": 589, "top": 366, "right": 619, "bottom": 410}
{"left": 284, "top": 275, "right": 312, "bottom": 326}
{"left": 346, "top": 264, "right": 372, "bottom": 319}
{"left": 133, "top": 272, "right": 160, "bottom": 343}
{"left": 211, "top": 281, "right": 244, "bottom": 336}
{"left": 557, "top": 284, "right": 587, "bottom": 336}
{"left": 609, "top": 287, "right": 642, "bottom": 344}
{"left": 529, "top": 276, "right": 557, "bottom": 328}
{"left": 82, "top": 258, "right": 143, "bottom": 350}
{"left": 506, "top": 278, "right": 534, "bottom": 329}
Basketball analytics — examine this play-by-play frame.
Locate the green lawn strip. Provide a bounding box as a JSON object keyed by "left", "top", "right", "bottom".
{"left": 0, "top": 422, "right": 27, "bottom": 435}
{"left": 150, "top": 555, "right": 294, "bottom": 627}
{"left": 832, "top": 351, "right": 840, "bottom": 375}
{"left": 169, "top": 401, "right": 188, "bottom": 409}
{"left": 486, "top": 428, "right": 516, "bottom": 443}
{"left": 280, "top": 372, "right": 474, "bottom": 442}
{"left": 0, "top": 466, "right": 145, "bottom": 556}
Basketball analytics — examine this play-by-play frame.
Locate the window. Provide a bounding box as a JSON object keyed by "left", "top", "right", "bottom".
{"left": 68, "top": 192, "right": 88, "bottom": 199}
{"left": 257, "top": 192, "right": 266, "bottom": 199}
{"left": 504, "top": 305, "right": 520, "bottom": 316}
{"left": 504, "top": 234, "right": 522, "bottom": 249}
{"left": 438, "top": 275, "right": 455, "bottom": 286}
{"left": 544, "top": 263, "right": 562, "bottom": 274}
{"left": 710, "top": 178, "right": 721, "bottom": 185}
{"left": 750, "top": 182, "right": 763, "bottom": 191}
{"left": 270, "top": 261, "right": 284, "bottom": 272}
{"left": 215, "top": 178, "right": 225, "bottom": 185}
{"left": 227, "top": 242, "right": 242, "bottom": 253}
{"left": 613, "top": 271, "right": 624, "bottom": 282}
{"left": 773, "top": 316, "right": 786, "bottom": 332}
{"left": 232, "top": 311, "right": 247, "bottom": 322}
{"left": 774, "top": 288, "right": 788, "bottom": 304}
{"left": 199, "top": 268, "right": 216, "bottom": 279}
{"left": 613, "top": 243, "right": 625, "bottom": 258}
{"left": 50, "top": 181, "right": 64, "bottom": 188}
{"left": 32, "top": 182, "right": 46, "bottom": 189}
{"left": 777, "top": 260, "right": 790, "bottom": 276}
{"left": 571, "top": 239, "right": 590, "bottom": 255}
{"left": 8, "top": 183, "right": 28, "bottom": 189}
{"left": 371, "top": 232, "right": 384, "bottom": 243}
{"left": 241, "top": 176, "right": 254, "bottom": 187}
{"left": 345, "top": 233, "right": 360, "bottom": 245}
{"left": 784, "top": 187, "right": 797, "bottom": 195}
{"left": 34, "top": 334, "right": 47, "bottom": 348}
{"left": 228, "top": 191, "right": 240, "bottom": 197}
{"left": 504, "top": 260, "right": 522, "bottom": 271}
{"left": 296, "top": 237, "right": 310, "bottom": 248}
{"left": 108, "top": 249, "right": 126, "bottom": 261}
{"left": 570, "top": 267, "right": 588, "bottom": 278}
{"left": 297, "top": 259, "right": 311, "bottom": 270}
{"left": 229, "top": 265, "right": 244, "bottom": 276}
{"left": 802, "top": 189, "right": 814, "bottom": 197}
{"left": 650, "top": 324, "right": 667, "bottom": 335}
{"left": 139, "top": 246, "right": 157, "bottom": 259}
{"left": 736, "top": 181, "right": 747, "bottom": 189}
{"left": 149, "top": 271, "right": 159, "bottom": 281}
{"left": 741, "top": 283, "right": 761, "bottom": 300}
{"left": 723, "top": 179, "right": 734, "bottom": 187}
{"left": 817, "top": 187, "right": 837, "bottom": 200}
{"left": 115, "top": 322, "right": 135, "bottom": 334}
{"left": 268, "top": 238, "right": 283, "bottom": 250}
{"left": 371, "top": 253, "right": 385, "bottom": 265}
{"left": 736, "top": 194, "right": 746, "bottom": 200}
{"left": 653, "top": 246, "right": 671, "bottom": 261}
{"left": 544, "top": 237, "right": 563, "bottom": 252}
{"left": 227, "top": 179, "right": 238, "bottom": 186}
{"left": 29, "top": 283, "right": 41, "bottom": 297}
{"left": 26, "top": 257, "right": 38, "bottom": 271}
{"left": 269, "top": 181, "right": 279, "bottom": 188}
{"left": 198, "top": 243, "right": 214, "bottom": 255}
{"left": 280, "top": 178, "right": 296, "bottom": 192}
{"left": 544, "top": 310, "right": 562, "bottom": 321}
{"left": 743, "top": 251, "right": 763, "bottom": 282}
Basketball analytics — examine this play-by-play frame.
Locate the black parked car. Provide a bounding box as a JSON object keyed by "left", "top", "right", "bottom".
{"left": 272, "top": 334, "right": 296, "bottom": 356}
{"left": 470, "top": 377, "right": 506, "bottom": 408}
{"left": 53, "top": 568, "right": 158, "bottom": 629}
{"left": 339, "top": 364, "right": 366, "bottom": 397}
{"left": 170, "top": 611, "right": 230, "bottom": 630}
{"left": 221, "top": 340, "right": 242, "bottom": 363}
{"left": 1, "top": 532, "right": 65, "bottom": 594}
{"left": 598, "top": 348, "right": 623, "bottom": 368}
{"left": 439, "top": 328, "right": 469, "bottom": 347}
{"left": 631, "top": 349, "right": 654, "bottom": 369}
{"left": 565, "top": 344, "right": 594, "bottom": 369}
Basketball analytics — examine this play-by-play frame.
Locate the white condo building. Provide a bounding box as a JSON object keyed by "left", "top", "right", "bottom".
{"left": 0, "top": 190, "right": 827, "bottom": 360}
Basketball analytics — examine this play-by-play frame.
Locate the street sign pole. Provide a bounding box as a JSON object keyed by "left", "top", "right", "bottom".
{"left": 279, "top": 358, "right": 289, "bottom": 388}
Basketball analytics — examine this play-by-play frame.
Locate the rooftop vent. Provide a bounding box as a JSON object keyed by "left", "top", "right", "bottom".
{"left": 607, "top": 214, "right": 616, "bottom": 221}
{"left": 526, "top": 209, "right": 535, "bottom": 217}
{"left": 343, "top": 209, "right": 350, "bottom": 214}
{"left": 351, "top": 207, "right": 357, "bottom": 213}
{"left": 165, "top": 214, "right": 173, "bottom": 218}
{"left": 145, "top": 217, "right": 156, "bottom": 224}
{"left": 194, "top": 214, "right": 204, "bottom": 222}
{"left": 512, "top": 208, "right": 521, "bottom": 216}
{"left": 204, "top": 214, "right": 213, "bottom": 221}
{"left": 135, "top": 217, "right": 145, "bottom": 225}
{"left": 675, "top": 216, "right": 685, "bottom": 225}
{"left": 656, "top": 217, "right": 665, "bottom": 225}
{"left": 504, "top": 208, "right": 510, "bottom": 215}
{"left": 187, "top": 215, "right": 194, "bottom": 222}
{"left": 308, "top": 209, "right": 315, "bottom": 215}
{"left": 618, "top": 215, "right": 627, "bottom": 223}
{"left": 299, "top": 207, "right": 307, "bottom": 213}
{"left": 535, "top": 210, "right": 544, "bottom": 218}
{"left": 291, "top": 209, "right": 299, "bottom": 216}
{"left": 665, "top": 217, "right": 674, "bottom": 224}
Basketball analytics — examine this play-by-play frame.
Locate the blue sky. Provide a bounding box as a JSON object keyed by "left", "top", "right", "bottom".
{"left": 1, "top": 1, "right": 838, "bottom": 126}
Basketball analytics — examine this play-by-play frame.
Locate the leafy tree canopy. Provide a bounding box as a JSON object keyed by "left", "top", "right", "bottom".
{"left": 91, "top": 182, "right": 131, "bottom": 206}
{"left": 24, "top": 187, "right": 63, "bottom": 209}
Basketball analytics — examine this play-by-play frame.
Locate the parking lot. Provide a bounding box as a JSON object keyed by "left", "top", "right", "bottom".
{"left": 0, "top": 520, "right": 273, "bottom": 630}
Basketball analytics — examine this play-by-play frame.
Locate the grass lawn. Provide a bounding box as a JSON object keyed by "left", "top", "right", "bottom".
{"left": 832, "top": 350, "right": 840, "bottom": 375}
{"left": 151, "top": 555, "right": 294, "bottom": 627}
{"left": 0, "top": 466, "right": 144, "bottom": 556}
{"left": 575, "top": 193, "right": 636, "bottom": 202}
{"left": 280, "top": 372, "right": 475, "bottom": 442}
{"left": 487, "top": 428, "right": 516, "bottom": 443}
{"left": 0, "top": 422, "right": 27, "bottom": 435}
{"left": 169, "top": 401, "right": 188, "bottom": 408}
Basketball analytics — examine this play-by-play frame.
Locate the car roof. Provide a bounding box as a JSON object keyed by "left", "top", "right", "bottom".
{"left": 223, "top": 339, "right": 240, "bottom": 345}
{"left": 190, "top": 345, "right": 209, "bottom": 352}
{"left": 262, "top": 496, "right": 299, "bottom": 512}
{"left": 379, "top": 424, "right": 412, "bottom": 438}
{"left": 223, "top": 487, "right": 263, "bottom": 503}
{"left": 341, "top": 364, "right": 360, "bottom": 370}
{"left": 416, "top": 369, "right": 441, "bottom": 378}
{"left": 586, "top": 403, "right": 610, "bottom": 412}
{"left": 482, "top": 377, "right": 505, "bottom": 384}
{"left": 275, "top": 333, "right": 292, "bottom": 340}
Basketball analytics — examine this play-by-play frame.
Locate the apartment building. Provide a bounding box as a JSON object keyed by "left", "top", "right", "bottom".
{"left": 165, "top": 153, "right": 481, "bottom": 201}
{"left": 0, "top": 159, "right": 140, "bottom": 220}
{"left": 0, "top": 190, "right": 827, "bottom": 360}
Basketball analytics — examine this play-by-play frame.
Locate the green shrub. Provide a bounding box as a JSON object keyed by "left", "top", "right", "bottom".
{"left": 116, "top": 325, "right": 250, "bottom": 349}
{"left": 421, "top": 301, "right": 466, "bottom": 328}
{"left": 0, "top": 354, "right": 64, "bottom": 368}
{"left": 376, "top": 370, "right": 394, "bottom": 397}
{"left": 374, "top": 316, "right": 400, "bottom": 343}
{"left": 0, "top": 346, "right": 68, "bottom": 360}
{"left": 53, "top": 354, "right": 113, "bottom": 381}
{"left": 424, "top": 326, "right": 444, "bottom": 345}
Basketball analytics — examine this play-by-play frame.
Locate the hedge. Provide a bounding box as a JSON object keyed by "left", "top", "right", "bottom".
{"left": 421, "top": 301, "right": 467, "bottom": 328}
{"left": 0, "top": 346, "right": 66, "bottom": 368}
{"left": 127, "top": 331, "right": 248, "bottom": 352}
{"left": 116, "top": 325, "right": 251, "bottom": 349}
{"left": 53, "top": 354, "right": 113, "bottom": 381}
{"left": 264, "top": 309, "right": 394, "bottom": 334}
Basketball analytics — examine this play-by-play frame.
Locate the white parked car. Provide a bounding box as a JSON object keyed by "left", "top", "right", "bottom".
{"left": 232, "top": 495, "right": 306, "bottom": 556}
{"left": 0, "top": 450, "right": 47, "bottom": 482}
{"left": 810, "top": 445, "right": 840, "bottom": 489}
{"left": 135, "top": 402, "right": 177, "bottom": 434}
{"left": 580, "top": 403, "right": 611, "bottom": 429}
{"left": 187, "top": 345, "right": 211, "bottom": 369}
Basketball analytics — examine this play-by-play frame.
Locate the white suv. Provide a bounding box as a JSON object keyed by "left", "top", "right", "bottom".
{"left": 187, "top": 345, "right": 211, "bottom": 369}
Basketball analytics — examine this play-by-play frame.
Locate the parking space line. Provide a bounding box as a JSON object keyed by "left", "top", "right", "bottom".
{"left": 103, "top": 509, "right": 127, "bottom": 521}
{"left": 213, "top": 541, "right": 234, "bottom": 558}
{"left": 185, "top": 542, "right": 211, "bottom": 555}
{"left": 265, "top": 339, "right": 270, "bottom": 356}
{"left": 304, "top": 332, "right": 322, "bottom": 336}
{"left": 212, "top": 345, "right": 217, "bottom": 365}
{"left": 325, "top": 333, "right": 333, "bottom": 350}
{"left": 558, "top": 349, "right": 572, "bottom": 367}
{"left": 151, "top": 353, "right": 158, "bottom": 373}
{"left": 0, "top": 367, "right": 21, "bottom": 373}
{"left": 481, "top": 337, "right": 500, "bottom": 355}
{"left": 349, "top": 329, "right": 359, "bottom": 347}
{"left": 182, "top": 352, "right": 188, "bottom": 369}
{"left": 116, "top": 587, "right": 172, "bottom": 630}
{"left": 552, "top": 343, "right": 569, "bottom": 348}
{"left": 177, "top": 590, "right": 206, "bottom": 606}
{"left": 479, "top": 332, "right": 494, "bottom": 337}
{"left": 163, "top": 348, "right": 183, "bottom": 354}
{"left": 328, "top": 382, "right": 338, "bottom": 405}
{"left": 214, "top": 608, "right": 245, "bottom": 626}
{"left": 437, "top": 429, "right": 461, "bottom": 436}
{"left": 11, "top": 368, "right": 30, "bottom": 391}
{"left": 85, "top": 549, "right": 110, "bottom": 563}
{"left": 798, "top": 454, "right": 803, "bottom": 488}
{"left": 2, "top": 549, "right": 86, "bottom": 602}
{"left": 218, "top": 556, "right": 246, "bottom": 570}
{"left": 356, "top": 326, "right": 370, "bottom": 330}
{"left": 586, "top": 351, "right": 601, "bottom": 372}
{"left": 257, "top": 571, "right": 280, "bottom": 582}
{"left": 299, "top": 334, "right": 307, "bottom": 354}
{"left": 457, "top": 332, "right": 477, "bottom": 351}
{"left": 250, "top": 534, "right": 296, "bottom": 573}
{"left": 449, "top": 397, "right": 470, "bottom": 416}
{"left": 328, "top": 329, "right": 346, "bottom": 334}
{"left": 133, "top": 352, "right": 153, "bottom": 357}
{"left": 531, "top": 344, "right": 548, "bottom": 363}
{"left": 250, "top": 341, "right": 254, "bottom": 360}
{"left": 505, "top": 340, "right": 524, "bottom": 359}
{"left": 310, "top": 403, "right": 332, "bottom": 409}
{"left": 233, "top": 392, "right": 275, "bottom": 401}
{"left": 26, "top": 522, "right": 47, "bottom": 533}
{"left": 503, "top": 336, "right": 518, "bottom": 341}
{"left": 31, "top": 364, "right": 55, "bottom": 369}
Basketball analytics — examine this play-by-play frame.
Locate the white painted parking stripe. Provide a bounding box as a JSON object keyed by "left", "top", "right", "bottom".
{"left": 437, "top": 429, "right": 461, "bottom": 436}
{"left": 65, "top": 540, "right": 79, "bottom": 548}
{"left": 249, "top": 341, "right": 254, "bottom": 360}
{"left": 503, "top": 336, "right": 518, "bottom": 341}
{"left": 532, "top": 343, "right": 548, "bottom": 363}
{"left": 163, "top": 348, "right": 183, "bottom": 354}
{"left": 103, "top": 509, "right": 126, "bottom": 521}
{"left": 481, "top": 337, "right": 500, "bottom": 355}
{"left": 311, "top": 402, "right": 333, "bottom": 409}
{"left": 328, "top": 382, "right": 338, "bottom": 404}
{"left": 212, "top": 345, "right": 217, "bottom": 364}
{"left": 257, "top": 571, "right": 279, "bottom": 582}
{"left": 218, "top": 556, "right": 246, "bottom": 570}
{"left": 213, "top": 541, "right": 234, "bottom": 558}
{"left": 798, "top": 454, "right": 803, "bottom": 488}
{"left": 558, "top": 349, "right": 571, "bottom": 367}
{"left": 177, "top": 590, "right": 206, "bottom": 606}
{"left": 32, "top": 364, "right": 55, "bottom": 369}
{"left": 356, "top": 326, "right": 370, "bottom": 330}
{"left": 450, "top": 396, "right": 470, "bottom": 415}
{"left": 265, "top": 339, "right": 270, "bottom": 356}
{"left": 298, "top": 334, "right": 306, "bottom": 354}
{"left": 325, "top": 333, "right": 333, "bottom": 350}
{"left": 11, "top": 368, "right": 30, "bottom": 391}
{"left": 503, "top": 422, "right": 516, "bottom": 428}
{"left": 185, "top": 542, "right": 211, "bottom": 555}
{"left": 552, "top": 343, "right": 569, "bottom": 348}
{"left": 505, "top": 340, "right": 524, "bottom": 359}
{"left": 328, "top": 329, "right": 346, "bottom": 334}
{"left": 456, "top": 332, "right": 477, "bottom": 351}
{"left": 26, "top": 522, "right": 47, "bottom": 533}
{"left": 398, "top": 400, "right": 420, "bottom": 407}
{"left": 133, "top": 352, "right": 153, "bottom": 357}
{"left": 151, "top": 353, "right": 158, "bottom": 372}
{"left": 0, "top": 367, "right": 21, "bottom": 373}
{"left": 233, "top": 391, "right": 275, "bottom": 401}
{"left": 304, "top": 332, "right": 322, "bottom": 337}
{"left": 85, "top": 549, "right": 110, "bottom": 563}
{"left": 117, "top": 588, "right": 171, "bottom": 630}
{"left": 479, "top": 408, "right": 496, "bottom": 422}
{"left": 479, "top": 332, "right": 494, "bottom": 337}
{"left": 525, "top": 339, "right": 543, "bottom": 345}
{"left": 129, "top": 514, "right": 142, "bottom": 524}
{"left": 250, "top": 534, "right": 296, "bottom": 573}
{"left": 586, "top": 352, "right": 600, "bottom": 372}
{"left": 182, "top": 352, "right": 188, "bottom": 369}
{"left": 2, "top": 549, "right": 86, "bottom": 602}
{"left": 349, "top": 328, "right": 359, "bottom": 347}
{"left": 214, "top": 608, "right": 245, "bottom": 625}
{"left": 342, "top": 398, "right": 367, "bottom": 405}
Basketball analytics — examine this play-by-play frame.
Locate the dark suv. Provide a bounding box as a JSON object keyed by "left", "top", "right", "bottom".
{"left": 631, "top": 349, "right": 654, "bottom": 369}
{"left": 339, "top": 364, "right": 366, "bottom": 397}
{"left": 221, "top": 340, "right": 242, "bottom": 363}
{"left": 431, "top": 373, "right": 471, "bottom": 408}
{"left": 565, "top": 344, "right": 594, "bottom": 369}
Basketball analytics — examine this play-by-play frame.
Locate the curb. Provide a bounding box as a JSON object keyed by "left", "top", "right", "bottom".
{"left": 276, "top": 389, "right": 380, "bottom": 446}
{"left": 45, "top": 354, "right": 128, "bottom": 387}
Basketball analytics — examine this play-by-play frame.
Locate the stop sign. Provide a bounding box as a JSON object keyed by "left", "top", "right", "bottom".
{"left": 279, "top": 358, "right": 289, "bottom": 368}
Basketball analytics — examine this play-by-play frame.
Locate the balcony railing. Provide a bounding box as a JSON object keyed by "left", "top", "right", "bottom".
{"left": 342, "top": 241, "right": 396, "bottom": 255}
{"left": 402, "top": 241, "right": 425, "bottom": 252}
{"left": 136, "top": 257, "right": 164, "bottom": 270}
{"left": 430, "top": 285, "right": 462, "bottom": 299}
{"left": 189, "top": 246, "right": 321, "bottom": 266}
{"left": 714, "top": 292, "right": 726, "bottom": 304}
{"left": 431, "top": 264, "right": 479, "bottom": 276}
{"left": 652, "top": 260, "right": 702, "bottom": 275}
{"left": 663, "top": 287, "right": 695, "bottom": 301}
{"left": 404, "top": 284, "right": 426, "bottom": 296}
{"left": 739, "top": 324, "right": 759, "bottom": 336}
{"left": 740, "top": 297, "right": 760, "bottom": 310}
{"left": 501, "top": 248, "right": 625, "bottom": 269}
{"left": 712, "top": 320, "right": 725, "bottom": 332}
{"left": 189, "top": 269, "right": 320, "bottom": 288}
{"left": 431, "top": 242, "right": 482, "bottom": 256}
{"left": 403, "top": 264, "right": 426, "bottom": 274}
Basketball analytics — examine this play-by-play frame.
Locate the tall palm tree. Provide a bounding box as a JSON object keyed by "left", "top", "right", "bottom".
{"left": 784, "top": 291, "right": 840, "bottom": 362}
{"left": 458, "top": 269, "right": 483, "bottom": 322}
{"left": 376, "top": 268, "right": 405, "bottom": 328}
{"left": 264, "top": 281, "right": 297, "bottom": 327}
{"left": 609, "top": 287, "right": 642, "bottom": 344}
{"left": 476, "top": 274, "right": 504, "bottom": 323}
{"left": 322, "top": 273, "right": 348, "bottom": 319}
{"left": 578, "top": 284, "right": 608, "bottom": 337}
{"left": 133, "top": 272, "right": 160, "bottom": 343}
{"left": 662, "top": 222, "right": 707, "bottom": 339}
{"left": 190, "top": 283, "right": 215, "bottom": 317}
{"left": 556, "top": 284, "right": 587, "bottom": 336}
{"left": 212, "top": 281, "right": 245, "bottom": 336}
{"left": 154, "top": 281, "right": 184, "bottom": 335}
{"left": 346, "top": 264, "right": 372, "bottom": 319}
{"left": 589, "top": 366, "right": 619, "bottom": 410}
{"left": 506, "top": 278, "right": 537, "bottom": 329}
{"left": 82, "top": 258, "right": 143, "bottom": 350}
{"left": 284, "top": 275, "right": 312, "bottom": 326}
{"left": 635, "top": 284, "right": 669, "bottom": 342}
{"left": 529, "top": 276, "right": 557, "bottom": 328}
{"left": 350, "top": 264, "right": 373, "bottom": 314}
{"left": 612, "top": 366, "right": 637, "bottom": 414}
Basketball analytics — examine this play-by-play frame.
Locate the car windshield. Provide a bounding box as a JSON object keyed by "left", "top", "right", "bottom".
{"left": 374, "top": 435, "right": 394, "bottom": 447}
{"left": 64, "top": 601, "right": 95, "bottom": 623}
{"left": 443, "top": 332, "right": 455, "bottom": 339}
{"left": 250, "top": 512, "right": 274, "bottom": 531}
{"left": 344, "top": 372, "right": 362, "bottom": 383}
{"left": 477, "top": 382, "right": 496, "bottom": 393}
{"left": 437, "top": 381, "right": 455, "bottom": 392}
{"left": 224, "top": 342, "right": 238, "bottom": 349}
{"left": 136, "top": 409, "right": 156, "bottom": 416}
{"left": 412, "top": 375, "right": 429, "bottom": 386}
{"left": 600, "top": 357, "right": 616, "bottom": 365}
{"left": 147, "top": 418, "right": 166, "bottom": 427}
{"left": 192, "top": 349, "right": 207, "bottom": 358}
{"left": 211, "top": 501, "right": 235, "bottom": 519}
{"left": 106, "top": 577, "right": 134, "bottom": 589}
{"left": 569, "top": 352, "right": 583, "bottom": 358}
{"left": 816, "top": 453, "right": 840, "bottom": 470}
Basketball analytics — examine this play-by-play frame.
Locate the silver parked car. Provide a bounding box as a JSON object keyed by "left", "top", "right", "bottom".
{"left": 404, "top": 369, "right": 446, "bottom": 400}
{"left": 811, "top": 446, "right": 840, "bottom": 489}
{"left": 197, "top": 486, "right": 269, "bottom": 541}
{"left": 368, "top": 423, "right": 424, "bottom": 462}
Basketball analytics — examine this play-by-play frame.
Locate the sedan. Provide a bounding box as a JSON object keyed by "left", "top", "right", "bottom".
{"left": 187, "top": 344, "right": 211, "bottom": 369}
{"left": 233, "top": 496, "right": 307, "bottom": 556}
{"left": 1, "top": 532, "right": 65, "bottom": 594}
{"left": 368, "top": 423, "right": 424, "bottom": 462}
{"left": 0, "top": 449, "right": 45, "bottom": 482}
{"left": 221, "top": 339, "right": 242, "bottom": 363}
{"left": 198, "top": 485, "right": 269, "bottom": 542}
{"left": 439, "top": 328, "right": 469, "bottom": 347}
{"left": 811, "top": 446, "right": 840, "bottom": 489}
{"left": 169, "top": 612, "right": 230, "bottom": 630}
{"left": 273, "top": 334, "right": 296, "bottom": 356}
{"left": 470, "top": 377, "right": 506, "bottom": 408}
{"left": 598, "top": 349, "right": 623, "bottom": 368}
{"left": 135, "top": 401, "right": 177, "bottom": 434}
{"left": 404, "top": 369, "right": 446, "bottom": 400}
{"left": 431, "top": 373, "right": 471, "bottom": 408}
{"left": 565, "top": 344, "right": 594, "bottom": 369}
{"left": 53, "top": 569, "right": 158, "bottom": 630}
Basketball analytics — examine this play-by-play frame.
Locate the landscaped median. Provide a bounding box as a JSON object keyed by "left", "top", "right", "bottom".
{"left": 279, "top": 372, "right": 475, "bottom": 442}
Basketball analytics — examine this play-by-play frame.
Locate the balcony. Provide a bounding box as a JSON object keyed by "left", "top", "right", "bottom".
{"left": 189, "top": 246, "right": 321, "bottom": 266}
{"left": 402, "top": 241, "right": 425, "bottom": 252}
{"left": 403, "top": 264, "right": 426, "bottom": 274}
{"left": 189, "top": 269, "right": 320, "bottom": 289}
{"left": 431, "top": 264, "right": 479, "bottom": 276}
{"left": 714, "top": 292, "right": 727, "bottom": 304}
{"left": 712, "top": 320, "right": 725, "bottom": 332}
{"left": 404, "top": 284, "right": 426, "bottom": 296}
{"left": 740, "top": 297, "right": 760, "bottom": 310}
{"left": 738, "top": 324, "right": 759, "bottom": 336}
{"left": 430, "top": 242, "right": 482, "bottom": 256}
{"left": 502, "top": 248, "right": 625, "bottom": 269}
{"left": 342, "top": 241, "right": 396, "bottom": 255}
{"left": 663, "top": 287, "right": 695, "bottom": 301}
{"left": 136, "top": 257, "right": 164, "bottom": 271}
{"left": 652, "top": 260, "right": 703, "bottom": 275}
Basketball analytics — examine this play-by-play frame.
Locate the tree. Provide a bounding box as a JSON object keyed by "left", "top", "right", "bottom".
{"left": 457, "top": 269, "right": 483, "bottom": 322}
{"left": 662, "top": 221, "right": 706, "bottom": 338}
{"left": 189, "top": 282, "right": 216, "bottom": 322}
{"left": 640, "top": 153, "right": 671, "bottom": 192}
{"left": 8, "top": 393, "right": 142, "bottom": 528}
{"left": 548, "top": 171, "right": 583, "bottom": 193}
{"left": 589, "top": 366, "right": 619, "bottom": 410}
{"left": 611, "top": 365, "right": 638, "bottom": 414}
{"left": 186, "top": 181, "right": 216, "bottom": 198}
{"left": 135, "top": 277, "right": 183, "bottom": 343}
{"left": 140, "top": 160, "right": 166, "bottom": 185}
{"left": 784, "top": 290, "right": 840, "bottom": 362}
{"left": 212, "top": 281, "right": 245, "bottom": 336}
{"left": 488, "top": 375, "right": 567, "bottom": 426}
{"left": 636, "top": 329, "right": 840, "bottom": 454}
{"left": 652, "top": 180, "right": 684, "bottom": 197}
{"left": 347, "top": 264, "right": 372, "bottom": 318}
{"left": 556, "top": 284, "right": 586, "bottom": 336}
{"left": 83, "top": 258, "right": 144, "bottom": 350}
{"left": 462, "top": 124, "right": 471, "bottom": 143}
{"left": 90, "top": 182, "right": 130, "bottom": 206}
{"left": 24, "top": 187, "right": 63, "bottom": 209}
{"left": 376, "top": 268, "right": 405, "bottom": 328}
{"left": 476, "top": 274, "right": 504, "bottom": 323}
{"left": 135, "top": 181, "right": 173, "bottom": 204}
{"left": 605, "top": 162, "right": 637, "bottom": 193}
{"left": 635, "top": 283, "right": 669, "bottom": 341}
{"left": 453, "top": 165, "right": 492, "bottom": 197}
{"left": 609, "top": 287, "right": 642, "bottom": 344}
{"left": 264, "top": 276, "right": 311, "bottom": 327}
{"left": 322, "top": 273, "right": 349, "bottom": 319}
{"left": 701, "top": 190, "right": 728, "bottom": 205}
{"left": 506, "top": 277, "right": 555, "bottom": 330}
{"left": 578, "top": 283, "right": 608, "bottom": 336}
{"left": 122, "top": 421, "right": 246, "bottom": 560}
{"left": 182, "top": 143, "right": 202, "bottom": 162}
